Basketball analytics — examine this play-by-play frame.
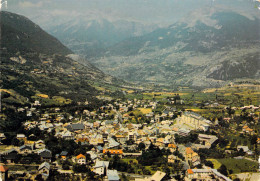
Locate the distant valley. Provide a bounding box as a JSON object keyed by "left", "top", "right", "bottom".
{"left": 46, "top": 10, "right": 260, "bottom": 88}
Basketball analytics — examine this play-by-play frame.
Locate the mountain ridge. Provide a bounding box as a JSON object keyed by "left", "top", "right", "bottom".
{"left": 88, "top": 11, "right": 260, "bottom": 88}
{"left": 0, "top": 11, "right": 118, "bottom": 106}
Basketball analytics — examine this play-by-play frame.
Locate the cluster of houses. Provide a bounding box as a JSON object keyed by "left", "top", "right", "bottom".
{"left": 0, "top": 98, "right": 259, "bottom": 180}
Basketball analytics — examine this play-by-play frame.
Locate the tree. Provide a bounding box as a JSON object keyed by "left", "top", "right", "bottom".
{"left": 218, "top": 164, "right": 228, "bottom": 176}
{"left": 205, "top": 160, "right": 214, "bottom": 168}
{"left": 138, "top": 142, "right": 145, "bottom": 151}
{"left": 35, "top": 174, "right": 44, "bottom": 181}
{"left": 73, "top": 164, "right": 88, "bottom": 173}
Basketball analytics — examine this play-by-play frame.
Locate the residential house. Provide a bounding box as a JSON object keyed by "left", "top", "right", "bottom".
{"left": 168, "top": 155, "right": 177, "bottom": 163}
{"left": 155, "top": 138, "right": 165, "bottom": 148}
{"left": 38, "top": 149, "right": 52, "bottom": 162}
{"left": 3, "top": 149, "right": 18, "bottom": 163}
{"left": 128, "top": 132, "right": 138, "bottom": 141}
{"left": 38, "top": 162, "right": 50, "bottom": 180}
{"left": 185, "top": 147, "right": 200, "bottom": 166}
{"left": 17, "top": 134, "right": 27, "bottom": 141}
{"left": 107, "top": 138, "right": 120, "bottom": 149}
{"left": 76, "top": 154, "right": 86, "bottom": 165}
{"left": 60, "top": 151, "right": 68, "bottom": 160}
{"left": 66, "top": 123, "right": 85, "bottom": 132}
{"left": 0, "top": 133, "right": 6, "bottom": 141}
{"left": 93, "top": 160, "right": 109, "bottom": 175}
{"left": 60, "top": 131, "right": 74, "bottom": 140}
{"left": 242, "top": 125, "right": 254, "bottom": 135}
{"left": 198, "top": 134, "right": 218, "bottom": 148}
{"left": 75, "top": 138, "right": 89, "bottom": 145}
{"left": 35, "top": 140, "right": 46, "bottom": 149}
{"left": 19, "top": 145, "right": 33, "bottom": 154}
{"left": 115, "top": 134, "right": 127, "bottom": 144}
{"left": 0, "top": 165, "right": 8, "bottom": 181}
{"left": 87, "top": 151, "right": 99, "bottom": 163}
{"left": 107, "top": 170, "right": 120, "bottom": 181}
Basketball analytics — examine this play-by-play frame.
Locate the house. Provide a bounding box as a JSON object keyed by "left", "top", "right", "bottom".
{"left": 66, "top": 123, "right": 85, "bottom": 132}
{"left": 60, "top": 151, "right": 68, "bottom": 157}
{"left": 115, "top": 134, "right": 127, "bottom": 144}
{"left": 76, "top": 154, "right": 86, "bottom": 165}
{"left": 198, "top": 134, "right": 218, "bottom": 148}
{"left": 185, "top": 147, "right": 200, "bottom": 166}
{"left": 35, "top": 140, "right": 46, "bottom": 149}
{"left": 168, "top": 144, "right": 177, "bottom": 152}
{"left": 38, "top": 162, "right": 50, "bottom": 180}
{"left": 17, "top": 134, "right": 27, "bottom": 141}
{"left": 38, "top": 149, "right": 52, "bottom": 162}
{"left": 60, "top": 131, "right": 74, "bottom": 140}
{"left": 128, "top": 132, "right": 138, "bottom": 141}
{"left": 4, "top": 149, "right": 18, "bottom": 163}
{"left": 60, "top": 151, "right": 68, "bottom": 160}
{"left": 0, "top": 165, "right": 8, "bottom": 181}
{"left": 107, "top": 169, "right": 120, "bottom": 181}
{"left": 168, "top": 155, "right": 177, "bottom": 163}
{"left": 0, "top": 133, "right": 6, "bottom": 141}
{"left": 87, "top": 151, "right": 99, "bottom": 162}
{"left": 75, "top": 137, "right": 89, "bottom": 145}
{"left": 155, "top": 138, "right": 165, "bottom": 147}
{"left": 237, "top": 146, "right": 253, "bottom": 155}
{"left": 107, "top": 138, "right": 120, "bottom": 149}
{"left": 93, "top": 160, "right": 109, "bottom": 175}
{"left": 19, "top": 145, "right": 33, "bottom": 154}
{"left": 242, "top": 125, "right": 254, "bottom": 135}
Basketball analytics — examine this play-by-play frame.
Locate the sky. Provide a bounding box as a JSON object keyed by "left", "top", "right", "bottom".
{"left": 3, "top": 0, "right": 260, "bottom": 28}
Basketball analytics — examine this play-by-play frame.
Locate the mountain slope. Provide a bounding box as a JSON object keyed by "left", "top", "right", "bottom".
{"left": 90, "top": 11, "right": 260, "bottom": 88}
{"left": 0, "top": 11, "right": 117, "bottom": 106}
{"left": 1, "top": 11, "right": 72, "bottom": 55}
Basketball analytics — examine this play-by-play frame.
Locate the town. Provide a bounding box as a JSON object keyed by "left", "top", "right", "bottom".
{"left": 0, "top": 84, "right": 259, "bottom": 181}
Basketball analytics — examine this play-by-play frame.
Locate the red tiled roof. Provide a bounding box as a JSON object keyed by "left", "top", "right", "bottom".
{"left": 187, "top": 169, "right": 193, "bottom": 174}
{"left": 0, "top": 165, "right": 8, "bottom": 172}
{"left": 76, "top": 154, "right": 86, "bottom": 159}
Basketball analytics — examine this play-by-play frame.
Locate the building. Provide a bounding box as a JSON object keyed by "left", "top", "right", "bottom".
{"left": 16, "top": 134, "right": 27, "bottom": 141}
{"left": 19, "top": 145, "right": 33, "bottom": 154}
{"left": 135, "top": 171, "right": 166, "bottom": 181}
{"left": 38, "top": 149, "right": 52, "bottom": 162}
{"left": 185, "top": 147, "right": 200, "bottom": 166}
{"left": 198, "top": 134, "right": 218, "bottom": 148}
{"left": 168, "top": 155, "right": 177, "bottom": 163}
{"left": 38, "top": 162, "right": 50, "bottom": 180}
{"left": 103, "top": 149, "right": 123, "bottom": 156}
{"left": 93, "top": 161, "right": 109, "bottom": 175}
{"left": 0, "top": 165, "right": 8, "bottom": 181}
{"left": 76, "top": 154, "right": 86, "bottom": 165}
{"left": 186, "top": 169, "right": 232, "bottom": 181}
{"left": 168, "top": 144, "right": 177, "bottom": 152}
{"left": 0, "top": 133, "right": 6, "bottom": 141}
{"left": 35, "top": 140, "right": 46, "bottom": 149}
{"left": 107, "top": 170, "right": 120, "bottom": 181}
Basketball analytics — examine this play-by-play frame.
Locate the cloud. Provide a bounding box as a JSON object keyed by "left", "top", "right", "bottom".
{"left": 18, "top": 1, "right": 43, "bottom": 8}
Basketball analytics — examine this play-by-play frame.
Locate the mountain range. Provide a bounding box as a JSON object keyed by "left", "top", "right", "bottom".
{"left": 46, "top": 17, "right": 158, "bottom": 58}
{"left": 0, "top": 11, "right": 118, "bottom": 106}
{"left": 87, "top": 10, "right": 260, "bottom": 88}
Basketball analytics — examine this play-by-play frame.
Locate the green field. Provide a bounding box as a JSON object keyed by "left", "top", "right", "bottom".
{"left": 208, "top": 158, "right": 258, "bottom": 174}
